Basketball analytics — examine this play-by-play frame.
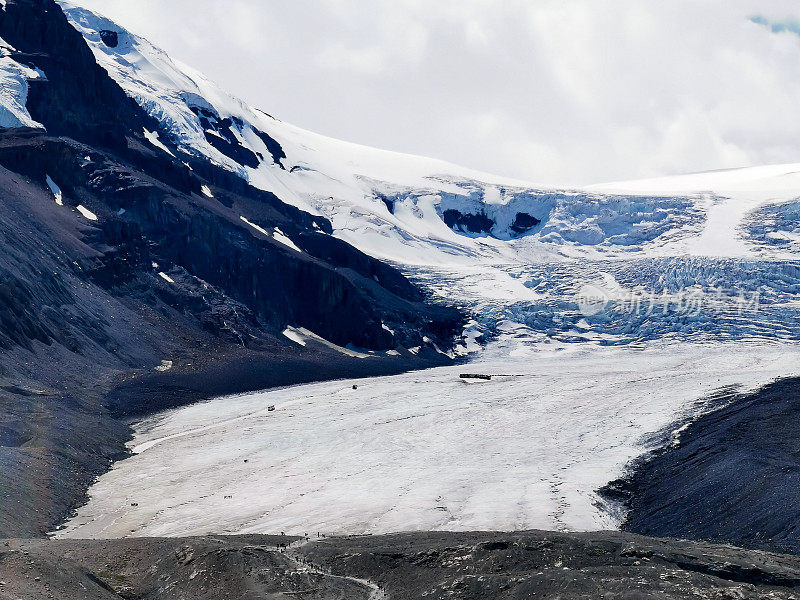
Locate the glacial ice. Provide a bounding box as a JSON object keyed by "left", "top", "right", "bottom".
{"left": 50, "top": 2, "right": 800, "bottom": 541}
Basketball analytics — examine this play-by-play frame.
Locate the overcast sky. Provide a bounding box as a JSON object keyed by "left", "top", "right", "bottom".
{"left": 70, "top": 1, "right": 800, "bottom": 186}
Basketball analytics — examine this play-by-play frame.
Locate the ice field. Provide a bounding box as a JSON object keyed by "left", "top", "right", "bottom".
{"left": 57, "top": 342, "right": 800, "bottom": 539}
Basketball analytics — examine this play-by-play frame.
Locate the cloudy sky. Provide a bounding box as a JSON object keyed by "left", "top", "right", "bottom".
{"left": 70, "top": 1, "right": 800, "bottom": 186}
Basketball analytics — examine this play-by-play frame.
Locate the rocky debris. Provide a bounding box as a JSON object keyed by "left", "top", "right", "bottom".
{"left": 604, "top": 377, "right": 800, "bottom": 556}
{"left": 302, "top": 530, "right": 800, "bottom": 599}
{"left": 4, "top": 531, "right": 800, "bottom": 599}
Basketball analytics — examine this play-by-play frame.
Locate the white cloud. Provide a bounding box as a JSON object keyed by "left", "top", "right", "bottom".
{"left": 316, "top": 44, "right": 386, "bottom": 74}
{"left": 66, "top": 0, "right": 800, "bottom": 185}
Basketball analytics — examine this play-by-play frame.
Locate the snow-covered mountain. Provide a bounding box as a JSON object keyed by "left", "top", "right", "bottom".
{"left": 0, "top": 2, "right": 793, "bottom": 298}
{"left": 49, "top": 2, "right": 800, "bottom": 354}
{"left": 55, "top": 2, "right": 742, "bottom": 266}
{"left": 3, "top": 0, "right": 799, "bottom": 355}
{"left": 54, "top": 3, "right": 800, "bottom": 268}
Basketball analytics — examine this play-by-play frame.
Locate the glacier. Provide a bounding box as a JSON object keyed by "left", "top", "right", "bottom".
{"left": 44, "top": 2, "right": 800, "bottom": 539}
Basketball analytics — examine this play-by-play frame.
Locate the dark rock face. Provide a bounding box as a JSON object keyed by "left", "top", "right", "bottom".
{"left": 603, "top": 378, "right": 800, "bottom": 556}
{"left": 378, "top": 194, "right": 395, "bottom": 214}
{"left": 510, "top": 211, "right": 541, "bottom": 234}
{"left": 186, "top": 103, "right": 287, "bottom": 170}
{"left": 6, "top": 531, "right": 800, "bottom": 599}
{"left": 0, "top": 0, "right": 151, "bottom": 148}
{"left": 98, "top": 29, "right": 118, "bottom": 47}
{"left": 191, "top": 106, "right": 261, "bottom": 169}
{"left": 251, "top": 125, "right": 286, "bottom": 169}
{"left": 0, "top": 131, "right": 460, "bottom": 350}
{"left": 441, "top": 208, "right": 542, "bottom": 237}
{"left": 442, "top": 208, "right": 495, "bottom": 234}
{"left": 0, "top": 0, "right": 464, "bottom": 353}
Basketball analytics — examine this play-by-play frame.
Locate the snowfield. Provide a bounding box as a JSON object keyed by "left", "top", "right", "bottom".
{"left": 57, "top": 342, "right": 800, "bottom": 539}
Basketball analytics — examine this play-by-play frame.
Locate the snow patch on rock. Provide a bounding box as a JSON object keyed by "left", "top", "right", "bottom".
{"left": 76, "top": 205, "right": 98, "bottom": 221}
{"left": 282, "top": 328, "right": 306, "bottom": 347}
{"left": 239, "top": 216, "right": 269, "bottom": 237}
{"left": 273, "top": 228, "right": 302, "bottom": 253}
{"left": 282, "top": 326, "right": 370, "bottom": 358}
{"left": 45, "top": 175, "right": 63, "bottom": 205}
{"left": 143, "top": 128, "right": 175, "bottom": 157}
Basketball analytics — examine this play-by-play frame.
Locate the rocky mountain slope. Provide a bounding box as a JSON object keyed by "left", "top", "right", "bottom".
{"left": 5, "top": 531, "right": 800, "bottom": 599}
{"left": 0, "top": 0, "right": 463, "bottom": 538}
{"left": 605, "top": 376, "right": 800, "bottom": 556}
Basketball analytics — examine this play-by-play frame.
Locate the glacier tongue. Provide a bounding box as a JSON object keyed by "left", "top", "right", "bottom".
{"left": 56, "top": 341, "right": 800, "bottom": 539}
